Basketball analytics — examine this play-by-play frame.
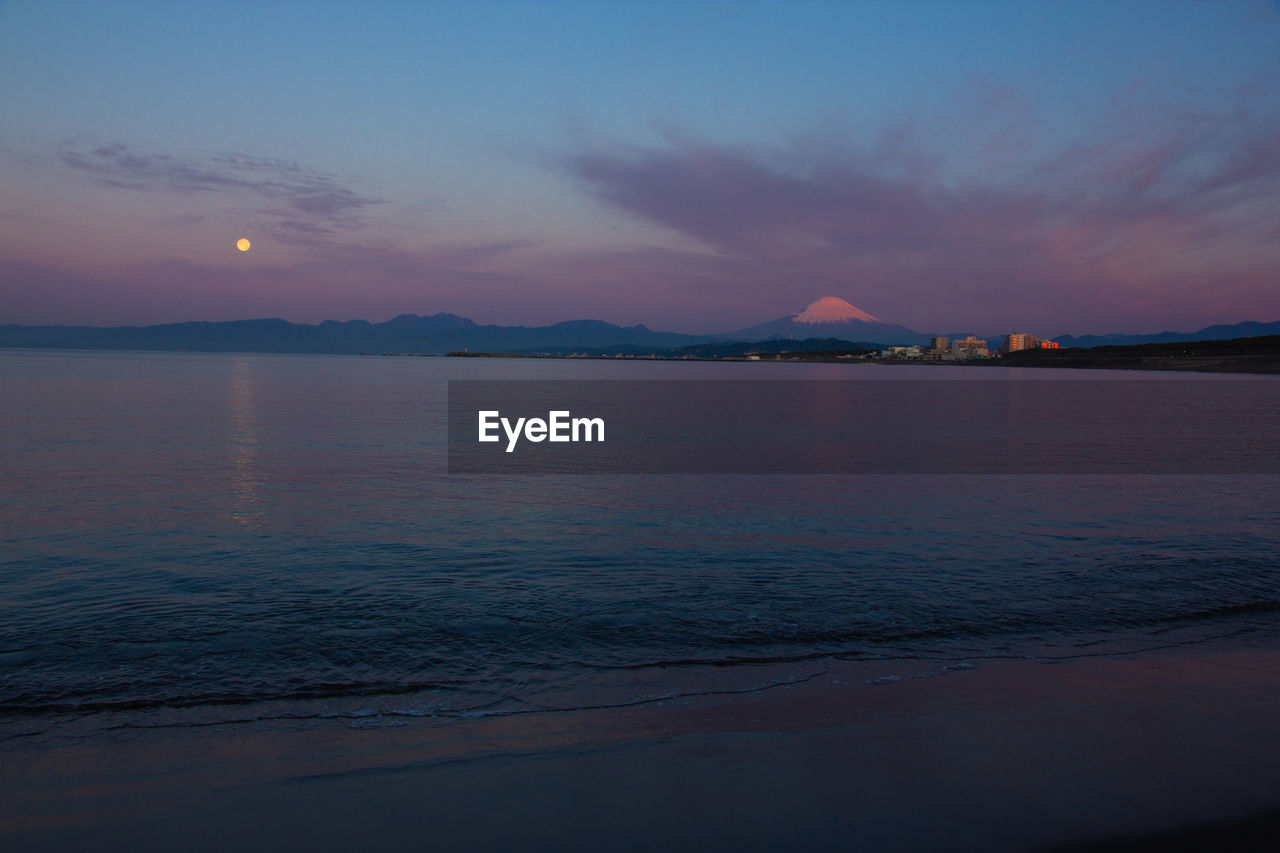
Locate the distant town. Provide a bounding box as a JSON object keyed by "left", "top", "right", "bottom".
{"left": 3, "top": 298, "right": 1276, "bottom": 373}
{"left": 451, "top": 331, "right": 1060, "bottom": 363}
{"left": 448, "top": 332, "right": 1280, "bottom": 375}
{"left": 824, "top": 332, "right": 1058, "bottom": 362}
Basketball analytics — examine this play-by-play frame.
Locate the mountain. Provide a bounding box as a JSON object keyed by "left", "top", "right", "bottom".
{"left": 722, "top": 297, "right": 930, "bottom": 345}
{"left": 3, "top": 302, "right": 1276, "bottom": 355}
{"left": 0, "top": 313, "right": 713, "bottom": 354}
{"left": 1051, "top": 320, "right": 1280, "bottom": 349}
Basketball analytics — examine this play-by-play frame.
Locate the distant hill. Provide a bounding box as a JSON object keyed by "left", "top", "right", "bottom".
{"left": 1051, "top": 320, "right": 1280, "bottom": 348}
{"left": 0, "top": 314, "right": 713, "bottom": 354}
{"left": 2, "top": 303, "right": 1276, "bottom": 358}
{"left": 999, "top": 334, "right": 1280, "bottom": 374}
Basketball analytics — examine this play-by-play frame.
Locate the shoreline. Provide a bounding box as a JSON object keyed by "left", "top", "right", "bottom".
{"left": 5, "top": 644, "right": 1280, "bottom": 850}
{"left": 440, "top": 351, "right": 1280, "bottom": 374}
{"left": 4, "top": 346, "right": 1277, "bottom": 375}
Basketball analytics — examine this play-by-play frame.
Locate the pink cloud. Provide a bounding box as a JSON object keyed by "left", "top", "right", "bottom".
{"left": 553, "top": 102, "right": 1280, "bottom": 334}
{"left": 7, "top": 93, "right": 1280, "bottom": 337}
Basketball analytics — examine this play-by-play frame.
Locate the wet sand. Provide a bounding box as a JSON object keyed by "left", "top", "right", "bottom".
{"left": 4, "top": 646, "right": 1280, "bottom": 851}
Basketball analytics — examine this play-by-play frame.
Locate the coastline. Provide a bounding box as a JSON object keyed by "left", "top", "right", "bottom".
{"left": 437, "top": 332, "right": 1280, "bottom": 375}
{"left": 439, "top": 348, "right": 1280, "bottom": 375}
{"left": 6, "top": 644, "right": 1280, "bottom": 851}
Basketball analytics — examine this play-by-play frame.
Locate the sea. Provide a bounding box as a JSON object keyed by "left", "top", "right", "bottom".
{"left": 2, "top": 348, "right": 1279, "bottom": 745}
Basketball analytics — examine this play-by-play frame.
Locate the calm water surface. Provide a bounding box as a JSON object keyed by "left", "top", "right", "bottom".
{"left": 2, "top": 350, "right": 1278, "bottom": 740}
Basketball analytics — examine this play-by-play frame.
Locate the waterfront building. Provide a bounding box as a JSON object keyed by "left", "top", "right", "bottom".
{"left": 951, "top": 336, "right": 989, "bottom": 359}
{"left": 1001, "top": 332, "right": 1045, "bottom": 354}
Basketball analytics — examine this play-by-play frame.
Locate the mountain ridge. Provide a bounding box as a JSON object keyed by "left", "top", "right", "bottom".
{"left": 1, "top": 302, "right": 1277, "bottom": 354}
{"left": 0, "top": 313, "right": 712, "bottom": 354}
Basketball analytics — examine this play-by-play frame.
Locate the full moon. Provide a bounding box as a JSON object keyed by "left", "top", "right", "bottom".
{"left": 236, "top": 238, "right": 251, "bottom": 252}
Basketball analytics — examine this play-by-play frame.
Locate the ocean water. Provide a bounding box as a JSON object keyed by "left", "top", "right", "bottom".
{"left": 2, "top": 349, "right": 1279, "bottom": 741}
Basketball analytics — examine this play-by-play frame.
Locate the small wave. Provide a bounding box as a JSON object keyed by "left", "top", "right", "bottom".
{"left": 0, "top": 679, "right": 466, "bottom": 719}
{"left": 568, "top": 649, "right": 922, "bottom": 672}
{"left": 46, "top": 668, "right": 835, "bottom": 738}
{"left": 1149, "top": 598, "right": 1280, "bottom": 625}
{"left": 861, "top": 675, "right": 901, "bottom": 686}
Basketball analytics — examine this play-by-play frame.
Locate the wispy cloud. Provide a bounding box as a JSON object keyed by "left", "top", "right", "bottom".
{"left": 556, "top": 93, "right": 1280, "bottom": 332}
{"left": 58, "top": 141, "right": 386, "bottom": 233}
{"left": 12, "top": 85, "right": 1280, "bottom": 335}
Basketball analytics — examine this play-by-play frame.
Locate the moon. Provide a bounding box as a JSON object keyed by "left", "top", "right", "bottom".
{"left": 236, "top": 238, "right": 251, "bottom": 252}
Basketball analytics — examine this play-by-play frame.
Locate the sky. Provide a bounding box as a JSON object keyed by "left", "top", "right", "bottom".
{"left": 2, "top": 0, "right": 1279, "bottom": 336}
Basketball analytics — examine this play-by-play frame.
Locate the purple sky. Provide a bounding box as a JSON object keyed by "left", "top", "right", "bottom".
{"left": 2, "top": 1, "right": 1279, "bottom": 336}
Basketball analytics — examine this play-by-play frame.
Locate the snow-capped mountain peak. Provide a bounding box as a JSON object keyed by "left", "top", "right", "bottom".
{"left": 792, "top": 297, "right": 882, "bottom": 324}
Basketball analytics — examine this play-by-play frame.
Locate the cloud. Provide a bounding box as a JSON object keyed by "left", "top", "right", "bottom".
{"left": 58, "top": 141, "right": 386, "bottom": 232}
{"left": 556, "top": 97, "right": 1280, "bottom": 333}
{"left": 12, "top": 85, "right": 1280, "bottom": 336}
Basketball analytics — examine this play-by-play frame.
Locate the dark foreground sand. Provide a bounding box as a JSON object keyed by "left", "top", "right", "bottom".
{"left": 4, "top": 647, "right": 1279, "bottom": 851}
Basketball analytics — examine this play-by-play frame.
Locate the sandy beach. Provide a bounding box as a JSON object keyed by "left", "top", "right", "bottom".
{"left": 5, "top": 644, "right": 1279, "bottom": 851}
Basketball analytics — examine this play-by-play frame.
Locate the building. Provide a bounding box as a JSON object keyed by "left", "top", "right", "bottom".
{"left": 1002, "top": 332, "right": 1065, "bottom": 353}
{"left": 999, "top": 332, "right": 1060, "bottom": 354}
{"left": 1001, "top": 332, "right": 1041, "bottom": 354}
{"left": 951, "top": 336, "right": 989, "bottom": 359}
{"left": 928, "top": 336, "right": 949, "bottom": 359}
